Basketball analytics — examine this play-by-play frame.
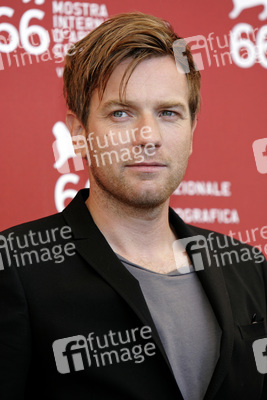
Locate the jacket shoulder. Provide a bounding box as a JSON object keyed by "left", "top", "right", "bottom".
{"left": 186, "top": 223, "right": 230, "bottom": 238}
{"left": 0, "top": 212, "right": 65, "bottom": 237}
{"left": 185, "top": 223, "right": 267, "bottom": 266}
{"left": 186, "top": 223, "right": 248, "bottom": 247}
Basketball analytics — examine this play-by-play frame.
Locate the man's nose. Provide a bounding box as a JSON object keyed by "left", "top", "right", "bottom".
{"left": 133, "top": 115, "right": 162, "bottom": 148}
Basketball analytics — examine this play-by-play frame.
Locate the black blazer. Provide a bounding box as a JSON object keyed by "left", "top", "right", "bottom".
{"left": 0, "top": 189, "right": 266, "bottom": 400}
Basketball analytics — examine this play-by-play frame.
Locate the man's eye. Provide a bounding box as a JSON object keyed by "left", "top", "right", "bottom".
{"left": 112, "top": 110, "right": 128, "bottom": 118}
{"left": 160, "top": 110, "right": 177, "bottom": 117}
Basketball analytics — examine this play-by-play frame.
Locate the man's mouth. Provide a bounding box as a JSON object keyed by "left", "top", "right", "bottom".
{"left": 125, "top": 162, "right": 167, "bottom": 172}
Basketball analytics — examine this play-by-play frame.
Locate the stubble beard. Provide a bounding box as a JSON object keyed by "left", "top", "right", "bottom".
{"left": 89, "top": 160, "right": 188, "bottom": 210}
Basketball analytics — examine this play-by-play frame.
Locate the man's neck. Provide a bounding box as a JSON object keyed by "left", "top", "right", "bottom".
{"left": 85, "top": 186, "right": 179, "bottom": 273}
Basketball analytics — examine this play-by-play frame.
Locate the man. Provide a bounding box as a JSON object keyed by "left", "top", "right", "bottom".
{"left": 0, "top": 12, "right": 266, "bottom": 400}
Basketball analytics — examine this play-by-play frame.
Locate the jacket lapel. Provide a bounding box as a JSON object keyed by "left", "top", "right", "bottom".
{"left": 62, "top": 189, "right": 178, "bottom": 381}
{"left": 169, "top": 208, "right": 235, "bottom": 399}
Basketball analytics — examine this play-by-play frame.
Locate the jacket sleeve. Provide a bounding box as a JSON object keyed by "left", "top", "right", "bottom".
{"left": 0, "top": 248, "right": 31, "bottom": 399}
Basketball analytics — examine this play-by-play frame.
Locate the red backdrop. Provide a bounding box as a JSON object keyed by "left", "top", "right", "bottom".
{"left": 0, "top": 0, "right": 266, "bottom": 256}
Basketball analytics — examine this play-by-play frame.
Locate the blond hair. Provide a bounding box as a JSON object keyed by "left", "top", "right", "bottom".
{"left": 63, "top": 12, "right": 201, "bottom": 127}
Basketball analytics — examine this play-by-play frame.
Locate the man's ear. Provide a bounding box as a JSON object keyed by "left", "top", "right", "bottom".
{"left": 189, "top": 118, "right": 198, "bottom": 155}
{"left": 66, "top": 111, "right": 88, "bottom": 158}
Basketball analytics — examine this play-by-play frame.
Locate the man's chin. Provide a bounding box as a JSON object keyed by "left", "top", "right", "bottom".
{"left": 116, "top": 189, "right": 171, "bottom": 210}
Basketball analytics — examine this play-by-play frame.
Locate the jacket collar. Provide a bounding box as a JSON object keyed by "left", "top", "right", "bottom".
{"left": 63, "top": 189, "right": 234, "bottom": 399}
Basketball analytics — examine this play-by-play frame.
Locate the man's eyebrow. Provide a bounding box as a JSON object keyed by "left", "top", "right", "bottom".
{"left": 100, "top": 100, "right": 132, "bottom": 113}
{"left": 100, "top": 99, "right": 188, "bottom": 113}
{"left": 154, "top": 101, "right": 188, "bottom": 112}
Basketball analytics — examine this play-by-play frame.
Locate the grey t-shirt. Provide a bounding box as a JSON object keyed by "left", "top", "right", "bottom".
{"left": 117, "top": 255, "right": 222, "bottom": 400}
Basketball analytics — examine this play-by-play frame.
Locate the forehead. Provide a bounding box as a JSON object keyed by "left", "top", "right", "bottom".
{"left": 91, "top": 55, "right": 189, "bottom": 111}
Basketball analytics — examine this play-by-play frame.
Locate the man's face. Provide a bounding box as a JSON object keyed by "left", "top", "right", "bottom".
{"left": 86, "top": 55, "right": 196, "bottom": 208}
